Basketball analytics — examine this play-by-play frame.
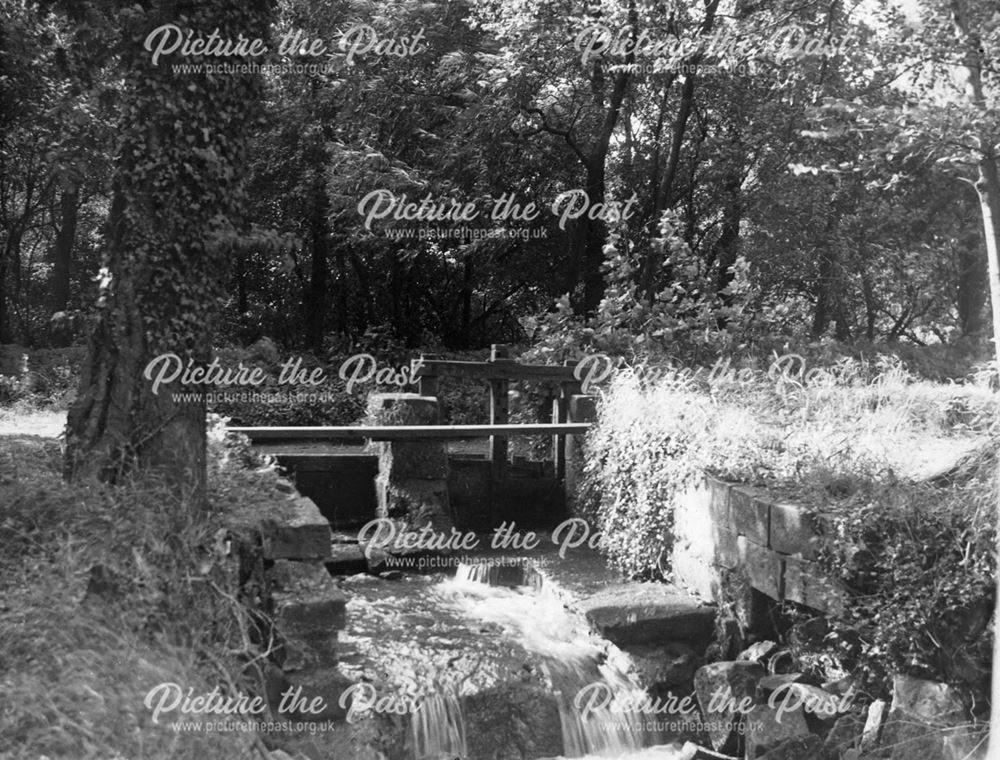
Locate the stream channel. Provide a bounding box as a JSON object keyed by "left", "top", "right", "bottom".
{"left": 331, "top": 542, "right": 695, "bottom": 760}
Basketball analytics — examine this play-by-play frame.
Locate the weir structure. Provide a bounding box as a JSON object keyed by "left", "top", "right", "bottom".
{"left": 228, "top": 344, "right": 598, "bottom": 531}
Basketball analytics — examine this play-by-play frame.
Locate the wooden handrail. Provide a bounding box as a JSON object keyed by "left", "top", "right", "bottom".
{"left": 415, "top": 358, "right": 578, "bottom": 382}
{"left": 228, "top": 423, "right": 590, "bottom": 441}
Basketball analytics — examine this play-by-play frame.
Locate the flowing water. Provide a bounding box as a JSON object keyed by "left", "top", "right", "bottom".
{"left": 431, "top": 562, "right": 687, "bottom": 760}
{"left": 335, "top": 554, "right": 689, "bottom": 760}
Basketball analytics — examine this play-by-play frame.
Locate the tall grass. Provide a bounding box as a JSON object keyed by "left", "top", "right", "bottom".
{"left": 0, "top": 424, "right": 279, "bottom": 760}
{"left": 577, "top": 357, "right": 997, "bottom": 696}
{"left": 578, "top": 356, "right": 998, "bottom": 576}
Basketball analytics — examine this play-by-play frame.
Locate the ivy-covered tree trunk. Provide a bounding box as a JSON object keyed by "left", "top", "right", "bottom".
{"left": 65, "top": 0, "right": 274, "bottom": 502}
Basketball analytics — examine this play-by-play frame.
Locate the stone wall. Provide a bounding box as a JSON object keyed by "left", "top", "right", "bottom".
{"left": 672, "top": 475, "right": 845, "bottom": 616}
{"left": 367, "top": 393, "right": 455, "bottom": 535}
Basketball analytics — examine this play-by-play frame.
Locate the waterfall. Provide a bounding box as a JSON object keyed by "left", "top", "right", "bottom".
{"left": 455, "top": 559, "right": 544, "bottom": 590}
{"left": 441, "top": 561, "right": 676, "bottom": 759}
{"left": 411, "top": 691, "right": 467, "bottom": 760}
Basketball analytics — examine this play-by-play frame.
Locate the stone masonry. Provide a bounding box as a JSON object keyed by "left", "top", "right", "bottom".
{"left": 366, "top": 393, "right": 456, "bottom": 537}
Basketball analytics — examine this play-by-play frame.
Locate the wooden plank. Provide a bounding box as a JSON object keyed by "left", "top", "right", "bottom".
{"left": 414, "top": 359, "right": 577, "bottom": 382}
{"left": 229, "top": 423, "right": 591, "bottom": 441}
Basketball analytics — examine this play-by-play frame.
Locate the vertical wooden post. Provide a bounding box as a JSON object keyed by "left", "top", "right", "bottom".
{"left": 489, "top": 344, "right": 510, "bottom": 480}
{"left": 552, "top": 385, "right": 568, "bottom": 482}
{"left": 419, "top": 373, "right": 438, "bottom": 397}
{"left": 566, "top": 392, "right": 596, "bottom": 496}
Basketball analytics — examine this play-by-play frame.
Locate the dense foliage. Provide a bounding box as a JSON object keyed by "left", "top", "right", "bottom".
{"left": 576, "top": 354, "right": 997, "bottom": 695}
{"left": 2, "top": 0, "right": 998, "bottom": 358}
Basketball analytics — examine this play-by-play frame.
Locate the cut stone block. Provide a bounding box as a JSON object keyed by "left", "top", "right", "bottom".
{"left": 738, "top": 537, "right": 783, "bottom": 601}
{"left": 259, "top": 496, "right": 332, "bottom": 561}
{"left": 769, "top": 502, "right": 822, "bottom": 558}
{"left": 366, "top": 392, "right": 440, "bottom": 425}
{"left": 326, "top": 543, "right": 368, "bottom": 575}
{"left": 672, "top": 550, "right": 720, "bottom": 601}
{"left": 783, "top": 556, "right": 845, "bottom": 615}
{"left": 375, "top": 441, "right": 449, "bottom": 480}
{"left": 729, "top": 486, "right": 770, "bottom": 545}
{"left": 713, "top": 526, "right": 741, "bottom": 570}
{"left": 265, "top": 665, "right": 352, "bottom": 722}
{"left": 270, "top": 560, "right": 348, "bottom": 634}
{"left": 375, "top": 474, "right": 454, "bottom": 534}
{"left": 705, "top": 475, "right": 732, "bottom": 525}
{"left": 579, "top": 582, "right": 716, "bottom": 646}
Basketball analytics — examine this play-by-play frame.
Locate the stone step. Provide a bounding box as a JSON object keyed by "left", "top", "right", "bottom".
{"left": 225, "top": 488, "right": 333, "bottom": 561}
{"left": 270, "top": 559, "right": 348, "bottom": 636}
{"left": 577, "top": 582, "right": 716, "bottom": 647}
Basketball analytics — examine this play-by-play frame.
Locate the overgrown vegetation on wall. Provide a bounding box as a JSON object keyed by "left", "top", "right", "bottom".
{"left": 576, "top": 356, "right": 997, "bottom": 695}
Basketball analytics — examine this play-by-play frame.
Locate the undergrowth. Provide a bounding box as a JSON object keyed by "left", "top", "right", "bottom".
{"left": 0, "top": 417, "right": 279, "bottom": 760}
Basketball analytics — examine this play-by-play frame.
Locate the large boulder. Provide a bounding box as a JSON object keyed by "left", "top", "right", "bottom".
{"left": 743, "top": 703, "right": 811, "bottom": 758}
{"left": 881, "top": 675, "right": 971, "bottom": 760}
{"left": 626, "top": 641, "right": 702, "bottom": 695}
{"left": 757, "top": 733, "right": 824, "bottom": 759}
{"left": 462, "top": 682, "right": 563, "bottom": 760}
{"left": 693, "top": 661, "right": 764, "bottom": 751}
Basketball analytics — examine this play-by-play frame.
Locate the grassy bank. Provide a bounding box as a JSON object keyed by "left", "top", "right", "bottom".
{"left": 0, "top": 420, "right": 282, "bottom": 760}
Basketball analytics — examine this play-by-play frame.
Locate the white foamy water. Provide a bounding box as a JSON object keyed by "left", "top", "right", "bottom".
{"left": 429, "top": 566, "right": 688, "bottom": 760}
{"left": 411, "top": 692, "right": 467, "bottom": 760}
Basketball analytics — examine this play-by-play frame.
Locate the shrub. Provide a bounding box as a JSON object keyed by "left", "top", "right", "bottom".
{"left": 815, "top": 445, "right": 996, "bottom": 696}
{"left": 522, "top": 211, "right": 753, "bottom": 369}
{"left": 581, "top": 359, "right": 998, "bottom": 572}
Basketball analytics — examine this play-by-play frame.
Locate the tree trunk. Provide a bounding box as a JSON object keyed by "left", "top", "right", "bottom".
{"left": 0, "top": 228, "right": 23, "bottom": 343}
{"left": 580, "top": 157, "right": 608, "bottom": 315}
{"left": 860, "top": 269, "right": 877, "bottom": 341}
{"left": 333, "top": 239, "right": 349, "bottom": 337}
{"left": 955, "top": 228, "right": 986, "bottom": 338}
{"left": 951, "top": 0, "right": 1000, "bottom": 368}
{"left": 812, "top": 251, "right": 834, "bottom": 338}
{"left": 461, "top": 251, "right": 473, "bottom": 348}
{"left": 641, "top": 0, "right": 719, "bottom": 302}
{"left": 0, "top": 258, "right": 9, "bottom": 343}
{"left": 50, "top": 183, "right": 79, "bottom": 317}
{"left": 65, "top": 0, "right": 274, "bottom": 503}
{"left": 713, "top": 172, "right": 743, "bottom": 302}
{"left": 974, "top": 159, "right": 1000, "bottom": 367}
{"left": 305, "top": 178, "right": 330, "bottom": 350}
{"left": 67, "top": 188, "right": 209, "bottom": 495}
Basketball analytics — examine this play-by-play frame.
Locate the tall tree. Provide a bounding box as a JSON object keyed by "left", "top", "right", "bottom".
{"left": 66, "top": 0, "right": 274, "bottom": 501}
